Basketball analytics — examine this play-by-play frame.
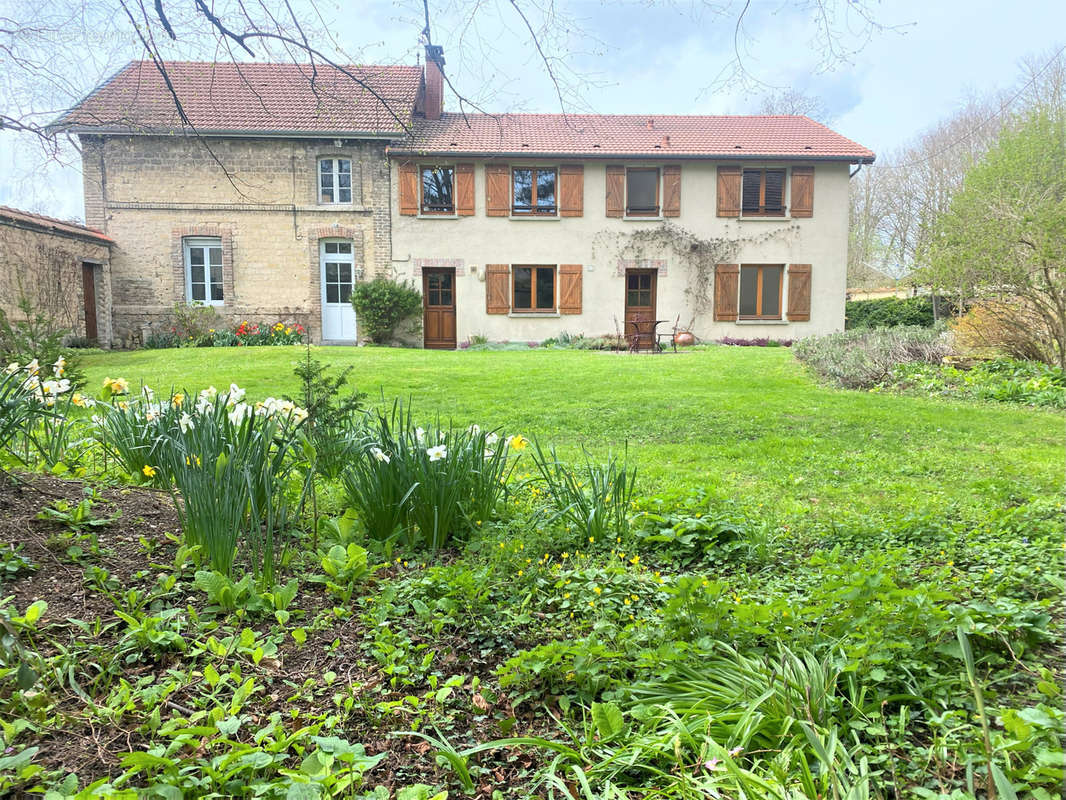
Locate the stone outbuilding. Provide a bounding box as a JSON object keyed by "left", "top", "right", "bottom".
{"left": 0, "top": 206, "right": 113, "bottom": 345}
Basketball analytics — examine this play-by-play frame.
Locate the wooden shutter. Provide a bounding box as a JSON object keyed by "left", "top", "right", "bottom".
{"left": 399, "top": 161, "right": 418, "bottom": 215}
{"left": 485, "top": 164, "right": 510, "bottom": 217}
{"left": 790, "top": 166, "right": 814, "bottom": 218}
{"left": 662, "top": 165, "right": 681, "bottom": 217}
{"left": 716, "top": 166, "right": 741, "bottom": 217}
{"left": 559, "top": 165, "right": 584, "bottom": 217}
{"left": 787, "top": 264, "right": 812, "bottom": 321}
{"left": 559, "top": 265, "right": 583, "bottom": 314}
{"left": 714, "top": 264, "right": 740, "bottom": 321}
{"left": 605, "top": 165, "right": 625, "bottom": 218}
{"left": 455, "top": 163, "right": 475, "bottom": 215}
{"left": 486, "top": 264, "right": 510, "bottom": 313}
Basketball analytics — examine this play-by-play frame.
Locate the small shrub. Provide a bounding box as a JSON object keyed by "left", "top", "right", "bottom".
{"left": 951, "top": 300, "right": 1056, "bottom": 365}
{"left": 144, "top": 330, "right": 181, "bottom": 349}
{"left": 793, "top": 327, "right": 953, "bottom": 389}
{"left": 350, "top": 278, "right": 422, "bottom": 344}
{"left": 171, "top": 302, "right": 223, "bottom": 346}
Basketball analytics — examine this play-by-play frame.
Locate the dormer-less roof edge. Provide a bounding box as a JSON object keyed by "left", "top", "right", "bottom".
{"left": 387, "top": 147, "right": 876, "bottom": 163}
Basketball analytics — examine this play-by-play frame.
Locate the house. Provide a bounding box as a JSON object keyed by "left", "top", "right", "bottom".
{"left": 59, "top": 46, "right": 875, "bottom": 348}
{"left": 56, "top": 60, "right": 423, "bottom": 347}
{"left": 0, "top": 206, "right": 113, "bottom": 344}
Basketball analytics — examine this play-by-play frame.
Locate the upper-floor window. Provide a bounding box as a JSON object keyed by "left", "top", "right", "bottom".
{"left": 742, "top": 168, "right": 786, "bottom": 216}
{"left": 319, "top": 158, "right": 352, "bottom": 204}
{"left": 512, "top": 167, "right": 557, "bottom": 215}
{"left": 421, "top": 166, "right": 454, "bottom": 214}
{"left": 184, "top": 237, "right": 223, "bottom": 305}
{"left": 512, "top": 265, "right": 556, "bottom": 311}
{"left": 626, "top": 167, "right": 660, "bottom": 216}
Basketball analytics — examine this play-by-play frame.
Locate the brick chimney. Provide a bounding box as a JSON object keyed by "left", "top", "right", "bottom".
{"left": 423, "top": 44, "right": 445, "bottom": 121}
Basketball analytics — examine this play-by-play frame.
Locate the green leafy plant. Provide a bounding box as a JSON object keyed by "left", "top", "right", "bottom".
{"left": 350, "top": 277, "right": 422, "bottom": 344}
{"left": 528, "top": 439, "right": 636, "bottom": 546}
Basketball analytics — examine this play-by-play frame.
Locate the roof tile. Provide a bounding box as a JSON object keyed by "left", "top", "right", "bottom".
{"left": 391, "top": 113, "right": 875, "bottom": 161}
{"left": 0, "top": 206, "right": 113, "bottom": 244}
{"left": 58, "top": 61, "right": 422, "bottom": 135}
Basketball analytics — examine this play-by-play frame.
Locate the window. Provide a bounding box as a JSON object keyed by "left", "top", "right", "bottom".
{"left": 512, "top": 265, "right": 556, "bottom": 311}
{"left": 421, "top": 166, "right": 454, "bottom": 213}
{"left": 319, "top": 158, "right": 352, "bottom": 204}
{"left": 184, "top": 237, "right": 223, "bottom": 305}
{"left": 626, "top": 168, "right": 660, "bottom": 216}
{"left": 739, "top": 265, "right": 784, "bottom": 319}
{"left": 321, "top": 240, "right": 354, "bottom": 304}
{"left": 626, "top": 271, "right": 653, "bottom": 307}
{"left": 512, "top": 168, "right": 557, "bottom": 215}
{"left": 741, "top": 169, "right": 786, "bottom": 216}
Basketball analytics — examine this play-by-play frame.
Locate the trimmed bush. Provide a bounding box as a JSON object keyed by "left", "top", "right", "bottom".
{"left": 845, "top": 296, "right": 937, "bottom": 329}
{"left": 350, "top": 277, "right": 422, "bottom": 344}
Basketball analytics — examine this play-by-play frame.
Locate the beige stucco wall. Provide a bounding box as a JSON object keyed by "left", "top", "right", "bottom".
{"left": 0, "top": 221, "right": 112, "bottom": 344}
{"left": 81, "top": 134, "right": 394, "bottom": 346}
{"left": 390, "top": 159, "right": 852, "bottom": 345}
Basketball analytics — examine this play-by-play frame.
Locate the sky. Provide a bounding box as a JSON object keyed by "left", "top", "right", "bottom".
{"left": 1, "top": 0, "right": 1064, "bottom": 222}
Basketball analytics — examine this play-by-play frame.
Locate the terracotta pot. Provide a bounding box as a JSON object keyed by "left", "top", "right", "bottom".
{"left": 673, "top": 331, "right": 696, "bottom": 347}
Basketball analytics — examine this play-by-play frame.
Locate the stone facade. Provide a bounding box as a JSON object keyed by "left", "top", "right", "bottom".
{"left": 80, "top": 134, "right": 394, "bottom": 346}
{"left": 0, "top": 213, "right": 112, "bottom": 346}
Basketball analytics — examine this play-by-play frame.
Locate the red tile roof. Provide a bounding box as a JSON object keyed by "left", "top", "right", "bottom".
{"left": 57, "top": 61, "right": 422, "bottom": 136}
{"left": 0, "top": 206, "right": 114, "bottom": 245}
{"left": 391, "top": 113, "right": 875, "bottom": 161}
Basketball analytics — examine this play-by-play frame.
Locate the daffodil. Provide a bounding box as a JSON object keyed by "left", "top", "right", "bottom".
{"left": 371, "top": 446, "right": 390, "bottom": 463}
{"left": 426, "top": 444, "right": 447, "bottom": 461}
{"left": 142, "top": 465, "right": 157, "bottom": 478}
{"left": 509, "top": 434, "right": 528, "bottom": 452}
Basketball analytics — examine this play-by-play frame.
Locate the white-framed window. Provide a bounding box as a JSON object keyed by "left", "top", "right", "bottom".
{"left": 319, "top": 157, "right": 353, "bottom": 204}
{"left": 184, "top": 237, "right": 223, "bottom": 305}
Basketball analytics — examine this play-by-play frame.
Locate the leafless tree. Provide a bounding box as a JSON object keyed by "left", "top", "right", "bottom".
{"left": 754, "top": 88, "right": 832, "bottom": 122}
{"left": 1, "top": 0, "right": 896, "bottom": 216}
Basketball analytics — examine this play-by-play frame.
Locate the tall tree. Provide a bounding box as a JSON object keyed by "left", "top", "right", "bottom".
{"left": 922, "top": 109, "right": 1066, "bottom": 367}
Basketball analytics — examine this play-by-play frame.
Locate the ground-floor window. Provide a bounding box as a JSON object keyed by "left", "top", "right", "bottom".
{"left": 184, "top": 237, "right": 223, "bottom": 304}
{"left": 512, "top": 265, "right": 556, "bottom": 312}
{"left": 739, "top": 264, "right": 783, "bottom": 319}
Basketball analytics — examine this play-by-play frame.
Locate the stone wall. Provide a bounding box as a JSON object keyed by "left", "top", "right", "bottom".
{"left": 80, "top": 134, "right": 393, "bottom": 346}
{"left": 0, "top": 221, "right": 112, "bottom": 345}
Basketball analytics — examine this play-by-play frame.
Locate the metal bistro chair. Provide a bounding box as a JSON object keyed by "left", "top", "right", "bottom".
{"left": 656, "top": 314, "right": 681, "bottom": 354}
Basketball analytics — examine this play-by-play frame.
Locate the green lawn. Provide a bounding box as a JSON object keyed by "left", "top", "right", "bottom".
{"left": 81, "top": 345, "right": 1062, "bottom": 530}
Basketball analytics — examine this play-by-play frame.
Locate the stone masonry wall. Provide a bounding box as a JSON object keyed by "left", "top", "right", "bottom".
{"left": 0, "top": 221, "right": 112, "bottom": 345}
{"left": 80, "top": 134, "right": 393, "bottom": 346}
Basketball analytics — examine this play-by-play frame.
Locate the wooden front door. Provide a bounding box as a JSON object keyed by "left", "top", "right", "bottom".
{"left": 81, "top": 263, "right": 98, "bottom": 343}
{"left": 624, "top": 269, "right": 657, "bottom": 348}
{"left": 423, "top": 268, "right": 457, "bottom": 349}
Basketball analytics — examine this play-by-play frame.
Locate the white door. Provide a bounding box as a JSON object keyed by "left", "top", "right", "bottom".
{"left": 320, "top": 240, "right": 357, "bottom": 341}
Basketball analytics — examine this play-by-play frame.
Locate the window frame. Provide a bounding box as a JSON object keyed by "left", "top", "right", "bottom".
{"left": 511, "top": 167, "right": 558, "bottom": 216}
{"left": 319, "top": 238, "right": 356, "bottom": 307}
{"left": 740, "top": 168, "right": 787, "bottom": 217}
{"left": 318, "top": 157, "right": 353, "bottom": 205}
{"left": 183, "top": 236, "right": 224, "bottom": 306}
{"left": 419, "top": 164, "right": 456, "bottom": 215}
{"left": 511, "top": 264, "right": 557, "bottom": 312}
{"left": 625, "top": 167, "right": 661, "bottom": 217}
{"left": 738, "top": 264, "right": 785, "bottom": 320}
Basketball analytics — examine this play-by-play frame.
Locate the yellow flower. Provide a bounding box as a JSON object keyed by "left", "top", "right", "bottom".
{"left": 510, "top": 434, "right": 528, "bottom": 452}
{"left": 593, "top": 586, "right": 602, "bottom": 595}
{"left": 630, "top": 555, "right": 640, "bottom": 566}
{"left": 624, "top": 598, "right": 631, "bottom": 605}
{"left": 588, "top": 601, "right": 595, "bottom": 607}
{"left": 142, "top": 465, "right": 157, "bottom": 478}
{"left": 517, "top": 570, "right": 523, "bottom": 576}
{"left": 561, "top": 552, "right": 569, "bottom": 560}
{"left": 172, "top": 393, "right": 185, "bottom": 406}
{"left": 588, "top": 536, "right": 595, "bottom": 543}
